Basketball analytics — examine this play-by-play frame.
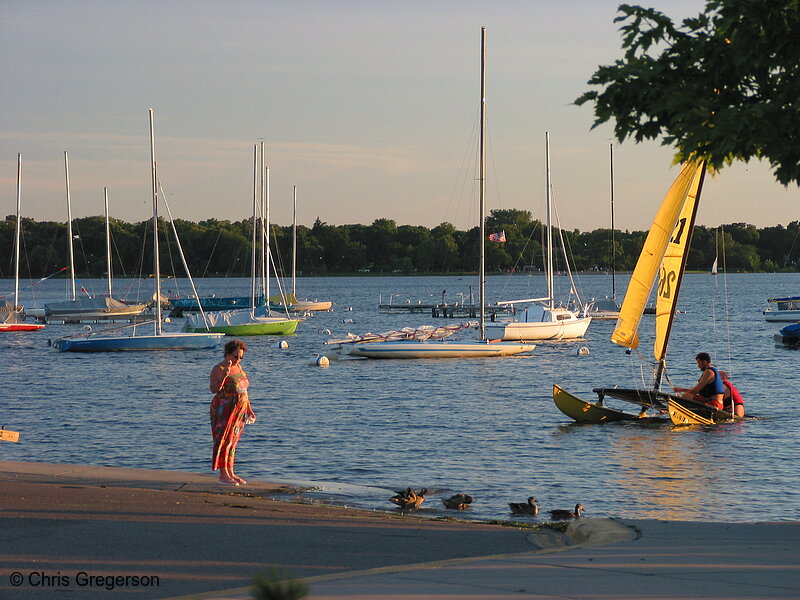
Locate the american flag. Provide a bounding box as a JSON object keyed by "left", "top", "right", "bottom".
{"left": 488, "top": 230, "right": 506, "bottom": 243}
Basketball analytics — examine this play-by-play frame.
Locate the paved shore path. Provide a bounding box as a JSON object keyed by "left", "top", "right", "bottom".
{"left": 1, "top": 461, "right": 798, "bottom": 599}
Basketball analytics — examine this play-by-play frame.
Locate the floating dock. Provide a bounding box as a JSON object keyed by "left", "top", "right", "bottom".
{"left": 378, "top": 302, "right": 515, "bottom": 319}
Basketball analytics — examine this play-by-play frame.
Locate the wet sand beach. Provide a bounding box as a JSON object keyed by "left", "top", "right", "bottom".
{"left": 1, "top": 460, "right": 798, "bottom": 599}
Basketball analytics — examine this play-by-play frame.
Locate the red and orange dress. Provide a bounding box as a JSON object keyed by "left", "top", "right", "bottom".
{"left": 210, "top": 367, "right": 251, "bottom": 471}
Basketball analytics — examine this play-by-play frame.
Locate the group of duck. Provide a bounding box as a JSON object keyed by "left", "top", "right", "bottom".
{"left": 390, "top": 488, "right": 585, "bottom": 520}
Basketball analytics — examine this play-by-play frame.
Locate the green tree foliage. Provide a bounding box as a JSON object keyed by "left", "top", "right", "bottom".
{"left": 576, "top": 1, "right": 800, "bottom": 186}
{"left": 2, "top": 214, "right": 797, "bottom": 279}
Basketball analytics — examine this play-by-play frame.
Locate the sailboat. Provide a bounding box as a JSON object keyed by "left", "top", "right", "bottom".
{"left": 484, "top": 133, "right": 592, "bottom": 341}
{"left": 44, "top": 154, "right": 147, "bottom": 322}
{"left": 589, "top": 143, "right": 621, "bottom": 320}
{"left": 1, "top": 154, "right": 46, "bottom": 333}
{"left": 185, "top": 143, "right": 299, "bottom": 336}
{"left": 552, "top": 160, "right": 742, "bottom": 425}
{"left": 53, "top": 109, "right": 225, "bottom": 351}
{"left": 327, "top": 27, "right": 534, "bottom": 359}
{"left": 270, "top": 185, "right": 332, "bottom": 313}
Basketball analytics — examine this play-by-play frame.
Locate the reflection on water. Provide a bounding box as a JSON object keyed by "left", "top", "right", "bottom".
{"left": 2, "top": 272, "right": 799, "bottom": 522}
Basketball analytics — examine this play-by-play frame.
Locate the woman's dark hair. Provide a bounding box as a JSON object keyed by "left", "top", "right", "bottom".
{"left": 224, "top": 339, "right": 248, "bottom": 356}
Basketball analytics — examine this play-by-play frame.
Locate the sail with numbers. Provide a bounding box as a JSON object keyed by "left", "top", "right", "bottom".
{"left": 611, "top": 160, "right": 706, "bottom": 368}
{"left": 653, "top": 163, "right": 705, "bottom": 363}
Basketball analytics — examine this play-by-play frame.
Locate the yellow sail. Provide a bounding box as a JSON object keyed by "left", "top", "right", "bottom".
{"left": 654, "top": 161, "right": 706, "bottom": 361}
{"left": 611, "top": 161, "right": 705, "bottom": 350}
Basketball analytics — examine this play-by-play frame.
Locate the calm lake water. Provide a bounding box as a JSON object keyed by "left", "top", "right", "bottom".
{"left": 2, "top": 272, "right": 799, "bottom": 523}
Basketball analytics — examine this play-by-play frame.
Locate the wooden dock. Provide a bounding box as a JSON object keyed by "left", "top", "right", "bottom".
{"left": 378, "top": 303, "right": 515, "bottom": 319}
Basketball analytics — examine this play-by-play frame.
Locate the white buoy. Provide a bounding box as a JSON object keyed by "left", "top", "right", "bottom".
{"left": 82, "top": 325, "right": 92, "bottom": 331}
{"left": 275, "top": 340, "right": 289, "bottom": 349}
{"left": 577, "top": 346, "right": 590, "bottom": 356}
{"left": 346, "top": 306, "right": 354, "bottom": 311}
{"left": 320, "top": 328, "right": 332, "bottom": 335}
{"left": 310, "top": 355, "right": 330, "bottom": 367}
{"left": 341, "top": 318, "right": 354, "bottom": 324}
{"left": 163, "top": 317, "right": 171, "bottom": 323}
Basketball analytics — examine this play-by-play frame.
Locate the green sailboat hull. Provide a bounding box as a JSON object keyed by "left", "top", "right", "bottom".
{"left": 189, "top": 320, "right": 298, "bottom": 336}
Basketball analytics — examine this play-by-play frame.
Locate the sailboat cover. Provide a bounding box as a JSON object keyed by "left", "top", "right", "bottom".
{"left": 1, "top": 301, "right": 24, "bottom": 325}
{"left": 611, "top": 161, "right": 706, "bottom": 354}
{"left": 44, "top": 296, "right": 142, "bottom": 317}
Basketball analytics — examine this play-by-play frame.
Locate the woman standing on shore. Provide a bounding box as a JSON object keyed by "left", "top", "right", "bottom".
{"left": 210, "top": 339, "right": 256, "bottom": 485}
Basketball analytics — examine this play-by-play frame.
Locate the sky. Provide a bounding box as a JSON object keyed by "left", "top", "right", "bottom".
{"left": 1, "top": 0, "right": 796, "bottom": 233}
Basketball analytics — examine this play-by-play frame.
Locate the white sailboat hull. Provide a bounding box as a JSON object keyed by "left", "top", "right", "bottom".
{"left": 290, "top": 300, "right": 333, "bottom": 312}
{"left": 764, "top": 309, "right": 800, "bottom": 322}
{"left": 344, "top": 340, "right": 535, "bottom": 359}
{"left": 486, "top": 305, "right": 591, "bottom": 341}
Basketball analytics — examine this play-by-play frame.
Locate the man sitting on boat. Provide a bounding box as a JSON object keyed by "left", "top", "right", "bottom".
{"left": 673, "top": 352, "right": 725, "bottom": 410}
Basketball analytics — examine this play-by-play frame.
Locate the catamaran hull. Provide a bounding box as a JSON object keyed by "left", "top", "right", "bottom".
{"left": 552, "top": 384, "right": 648, "bottom": 423}
{"left": 345, "top": 340, "right": 535, "bottom": 359}
{"left": 667, "top": 397, "right": 743, "bottom": 426}
{"left": 485, "top": 317, "right": 591, "bottom": 341}
{"left": 187, "top": 320, "right": 299, "bottom": 336}
{"left": 54, "top": 332, "right": 223, "bottom": 352}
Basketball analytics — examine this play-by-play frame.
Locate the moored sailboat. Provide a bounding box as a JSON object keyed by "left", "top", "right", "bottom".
{"left": 271, "top": 185, "right": 333, "bottom": 313}
{"left": 1, "top": 154, "right": 45, "bottom": 333}
{"left": 43, "top": 156, "right": 147, "bottom": 322}
{"left": 53, "top": 109, "right": 224, "bottom": 352}
{"left": 326, "top": 28, "right": 533, "bottom": 359}
{"left": 185, "top": 143, "right": 299, "bottom": 336}
{"left": 485, "top": 133, "right": 591, "bottom": 341}
{"left": 588, "top": 143, "right": 621, "bottom": 320}
{"left": 553, "top": 160, "right": 742, "bottom": 425}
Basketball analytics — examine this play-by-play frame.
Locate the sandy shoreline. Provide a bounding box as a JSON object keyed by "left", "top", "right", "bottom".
{"left": 2, "top": 460, "right": 799, "bottom": 599}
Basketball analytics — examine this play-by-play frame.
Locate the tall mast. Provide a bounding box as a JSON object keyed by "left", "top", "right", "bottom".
{"left": 479, "top": 26, "right": 486, "bottom": 340}
{"left": 259, "top": 142, "right": 267, "bottom": 300}
{"left": 64, "top": 151, "right": 76, "bottom": 300}
{"left": 149, "top": 108, "right": 162, "bottom": 335}
{"left": 13, "top": 154, "right": 22, "bottom": 309}
{"left": 104, "top": 187, "right": 112, "bottom": 297}
{"left": 251, "top": 144, "right": 258, "bottom": 312}
{"left": 545, "top": 132, "right": 554, "bottom": 310}
{"left": 292, "top": 185, "right": 297, "bottom": 298}
{"left": 610, "top": 142, "right": 616, "bottom": 300}
{"left": 265, "top": 166, "right": 271, "bottom": 304}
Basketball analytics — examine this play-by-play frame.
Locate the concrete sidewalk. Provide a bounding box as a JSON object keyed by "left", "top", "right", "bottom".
{"left": 2, "top": 461, "right": 798, "bottom": 599}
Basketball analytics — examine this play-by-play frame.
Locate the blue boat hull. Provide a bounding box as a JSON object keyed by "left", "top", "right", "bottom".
{"left": 54, "top": 332, "right": 223, "bottom": 352}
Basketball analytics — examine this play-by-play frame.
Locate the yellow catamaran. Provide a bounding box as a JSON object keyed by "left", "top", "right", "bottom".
{"left": 553, "top": 160, "right": 742, "bottom": 425}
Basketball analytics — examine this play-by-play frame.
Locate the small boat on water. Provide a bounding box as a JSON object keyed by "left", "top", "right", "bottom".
{"left": 553, "top": 160, "right": 742, "bottom": 426}
{"left": 186, "top": 307, "right": 298, "bottom": 336}
{"left": 1, "top": 154, "right": 45, "bottom": 333}
{"left": 281, "top": 185, "right": 332, "bottom": 312}
{"left": 587, "top": 297, "right": 621, "bottom": 320}
{"left": 763, "top": 296, "right": 800, "bottom": 322}
{"left": 44, "top": 296, "right": 148, "bottom": 322}
{"left": 774, "top": 322, "right": 800, "bottom": 348}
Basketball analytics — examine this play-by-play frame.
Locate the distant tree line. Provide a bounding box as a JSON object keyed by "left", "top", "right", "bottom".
{"left": 2, "top": 209, "right": 798, "bottom": 280}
